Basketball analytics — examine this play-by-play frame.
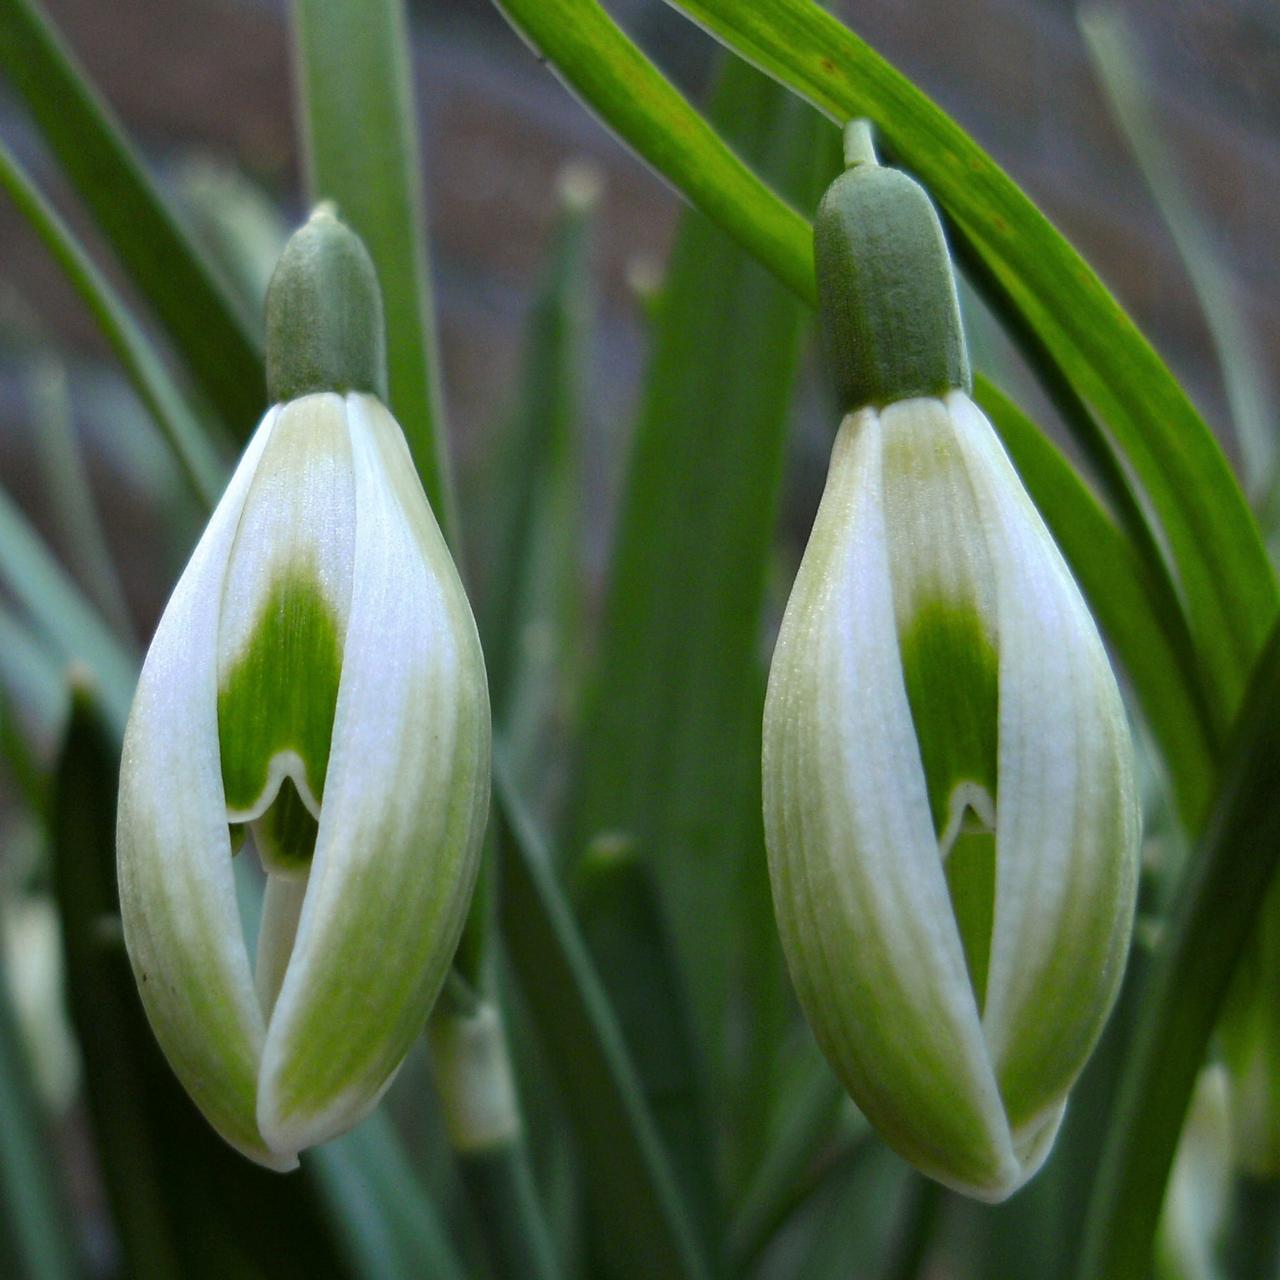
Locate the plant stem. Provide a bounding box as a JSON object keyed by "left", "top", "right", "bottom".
{"left": 428, "top": 1001, "right": 560, "bottom": 1280}
{"left": 882, "top": 1176, "right": 944, "bottom": 1280}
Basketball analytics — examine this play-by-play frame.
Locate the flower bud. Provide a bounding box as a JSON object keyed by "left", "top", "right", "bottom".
{"left": 116, "top": 209, "right": 490, "bottom": 1169}
{"left": 762, "top": 125, "right": 1139, "bottom": 1201}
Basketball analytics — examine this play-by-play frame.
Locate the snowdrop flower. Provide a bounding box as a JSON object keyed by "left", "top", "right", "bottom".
{"left": 762, "top": 124, "right": 1139, "bottom": 1201}
{"left": 117, "top": 209, "right": 490, "bottom": 1169}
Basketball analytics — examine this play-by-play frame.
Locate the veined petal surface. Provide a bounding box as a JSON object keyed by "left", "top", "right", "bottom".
{"left": 763, "top": 404, "right": 1018, "bottom": 1199}
{"left": 764, "top": 393, "right": 1138, "bottom": 1201}
{"left": 117, "top": 409, "right": 296, "bottom": 1170}
{"left": 258, "top": 393, "right": 491, "bottom": 1155}
{"left": 950, "top": 391, "right": 1139, "bottom": 1139}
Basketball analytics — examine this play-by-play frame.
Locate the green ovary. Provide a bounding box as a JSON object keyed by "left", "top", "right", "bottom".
{"left": 217, "top": 570, "right": 344, "bottom": 872}
{"left": 899, "top": 601, "right": 999, "bottom": 1011}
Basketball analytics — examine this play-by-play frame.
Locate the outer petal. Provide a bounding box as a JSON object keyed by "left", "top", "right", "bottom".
{"left": 948, "top": 391, "right": 1140, "bottom": 1141}
{"left": 257, "top": 394, "right": 491, "bottom": 1153}
{"left": 117, "top": 409, "right": 294, "bottom": 1170}
{"left": 763, "top": 406, "right": 1018, "bottom": 1199}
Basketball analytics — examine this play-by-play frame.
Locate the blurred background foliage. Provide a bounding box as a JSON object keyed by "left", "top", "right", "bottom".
{"left": 0, "top": 1, "right": 1277, "bottom": 1277}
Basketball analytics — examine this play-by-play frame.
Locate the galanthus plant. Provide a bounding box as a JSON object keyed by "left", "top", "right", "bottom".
{"left": 116, "top": 209, "right": 491, "bottom": 1168}
{"left": 762, "top": 123, "right": 1140, "bottom": 1200}
{"left": 1, "top": 2, "right": 1277, "bottom": 1278}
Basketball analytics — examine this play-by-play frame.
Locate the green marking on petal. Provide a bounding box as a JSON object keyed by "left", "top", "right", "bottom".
{"left": 899, "top": 599, "right": 999, "bottom": 1008}
{"left": 945, "top": 828, "right": 996, "bottom": 1014}
{"left": 253, "top": 778, "right": 320, "bottom": 878}
{"left": 217, "top": 567, "right": 344, "bottom": 830}
{"left": 899, "top": 599, "right": 999, "bottom": 834}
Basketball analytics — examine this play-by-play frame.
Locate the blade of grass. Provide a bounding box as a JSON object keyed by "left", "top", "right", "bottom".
{"left": 0, "top": 139, "right": 225, "bottom": 509}
{"left": 571, "top": 838, "right": 716, "bottom": 1251}
{"left": 26, "top": 359, "right": 135, "bottom": 641}
{"left": 0, "top": 602, "right": 67, "bottom": 762}
{"left": 494, "top": 745, "right": 711, "bottom": 1280}
{"left": 291, "top": 0, "right": 455, "bottom": 536}
{"left": 0, "top": 0, "right": 265, "bottom": 430}
{"left": 567, "top": 61, "right": 829, "bottom": 1191}
{"left": 0, "top": 952, "right": 81, "bottom": 1280}
{"left": 308, "top": 1115, "right": 467, "bottom": 1280}
{"left": 481, "top": 166, "right": 595, "bottom": 734}
{"left": 1076, "top": 618, "right": 1280, "bottom": 1280}
{"left": 657, "top": 0, "right": 1277, "bottom": 723}
{"left": 489, "top": 0, "right": 816, "bottom": 303}
{"left": 727, "top": 1065, "right": 857, "bottom": 1274}
{"left": 1080, "top": 5, "right": 1276, "bottom": 498}
{"left": 0, "top": 485, "right": 135, "bottom": 733}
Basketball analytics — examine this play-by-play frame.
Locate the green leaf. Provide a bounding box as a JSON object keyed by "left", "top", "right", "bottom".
{"left": 0, "top": 0, "right": 265, "bottom": 431}
{"left": 494, "top": 747, "right": 711, "bottom": 1280}
{"left": 51, "top": 682, "right": 349, "bottom": 1280}
{"left": 975, "top": 376, "right": 1217, "bottom": 828}
{"left": 291, "top": 0, "right": 455, "bottom": 536}
{"left": 571, "top": 839, "right": 716, "bottom": 1251}
{"left": 480, "top": 167, "right": 595, "bottom": 739}
{"left": 0, "top": 951, "right": 81, "bottom": 1280}
{"left": 567, "top": 60, "right": 830, "bottom": 1191}
{"left": 1076, "top": 618, "right": 1280, "bottom": 1280}
{"left": 26, "top": 360, "right": 135, "bottom": 642}
{"left": 0, "top": 139, "right": 225, "bottom": 509}
{"left": 0, "top": 485, "right": 135, "bottom": 734}
{"left": 0, "top": 602, "right": 67, "bottom": 767}
{"left": 489, "top": 0, "right": 815, "bottom": 303}
{"left": 658, "top": 0, "right": 1277, "bottom": 723}
{"left": 308, "top": 1115, "right": 467, "bottom": 1280}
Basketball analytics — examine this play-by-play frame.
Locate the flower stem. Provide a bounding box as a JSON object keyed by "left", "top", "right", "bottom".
{"left": 428, "top": 1001, "right": 560, "bottom": 1280}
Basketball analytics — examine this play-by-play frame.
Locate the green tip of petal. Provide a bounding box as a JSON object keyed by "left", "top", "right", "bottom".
{"left": 265, "top": 207, "right": 388, "bottom": 405}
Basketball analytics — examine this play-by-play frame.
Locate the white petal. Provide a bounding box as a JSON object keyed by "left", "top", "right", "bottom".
{"left": 948, "top": 391, "right": 1139, "bottom": 1132}
{"left": 257, "top": 394, "right": 491, "bottom": 1154}
{"left": 764, "top": 405, "right": 1017, "bottom": 1197}
{"left": 117, "top": 408, "right": 296, "bottom": 1171}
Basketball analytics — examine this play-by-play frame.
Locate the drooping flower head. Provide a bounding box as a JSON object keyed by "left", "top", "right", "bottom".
{"left": 762, "top": 123, "right": 1139, "bottom": 1200}
{"left": 117, "top": 209, "right": 490, "bottom": 1169}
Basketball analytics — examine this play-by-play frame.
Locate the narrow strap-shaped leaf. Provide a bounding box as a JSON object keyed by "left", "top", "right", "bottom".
{"left": 489, "top": 0, "right": 815, "bottom": 302}
{"left": 659, "top": 0, "right": 1277, "bottom": 720}
{"left": 975, "top": 376, "right": 1217, "bottom": 827}
{"left": 27, "top": 360, "right": 135, "bottom": 641}
{"left": 0, "top": 140, "right": 225, "bottom": 509}
{"left": 308, "top": 1115, "right": 468, "bottom": 1280}
{"left": 0, "top": 602, "right": 67, "bottom": 763}
{"left": 494, "top": 746, "right": 712, "bottom": 1280}
{"left": 0, "top": 0, "right": 265, "bottom": 430}
{"left": 1076, "top": 619, "right": 1280, "bottom": 1280}
{"left": 292, "top": 0, "right": 455, "bottom": 537}
{"left": 567, "top": 63, "right": 827, "bottom": 1191}
{"left": 481, "top": 169, "right": 594, "bottom": 728}
{"left": 0, "top": 485, "right": 135, "bottom": 733}
{"left": 0, "top": 958, "right": 82, "bottom": 1280}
